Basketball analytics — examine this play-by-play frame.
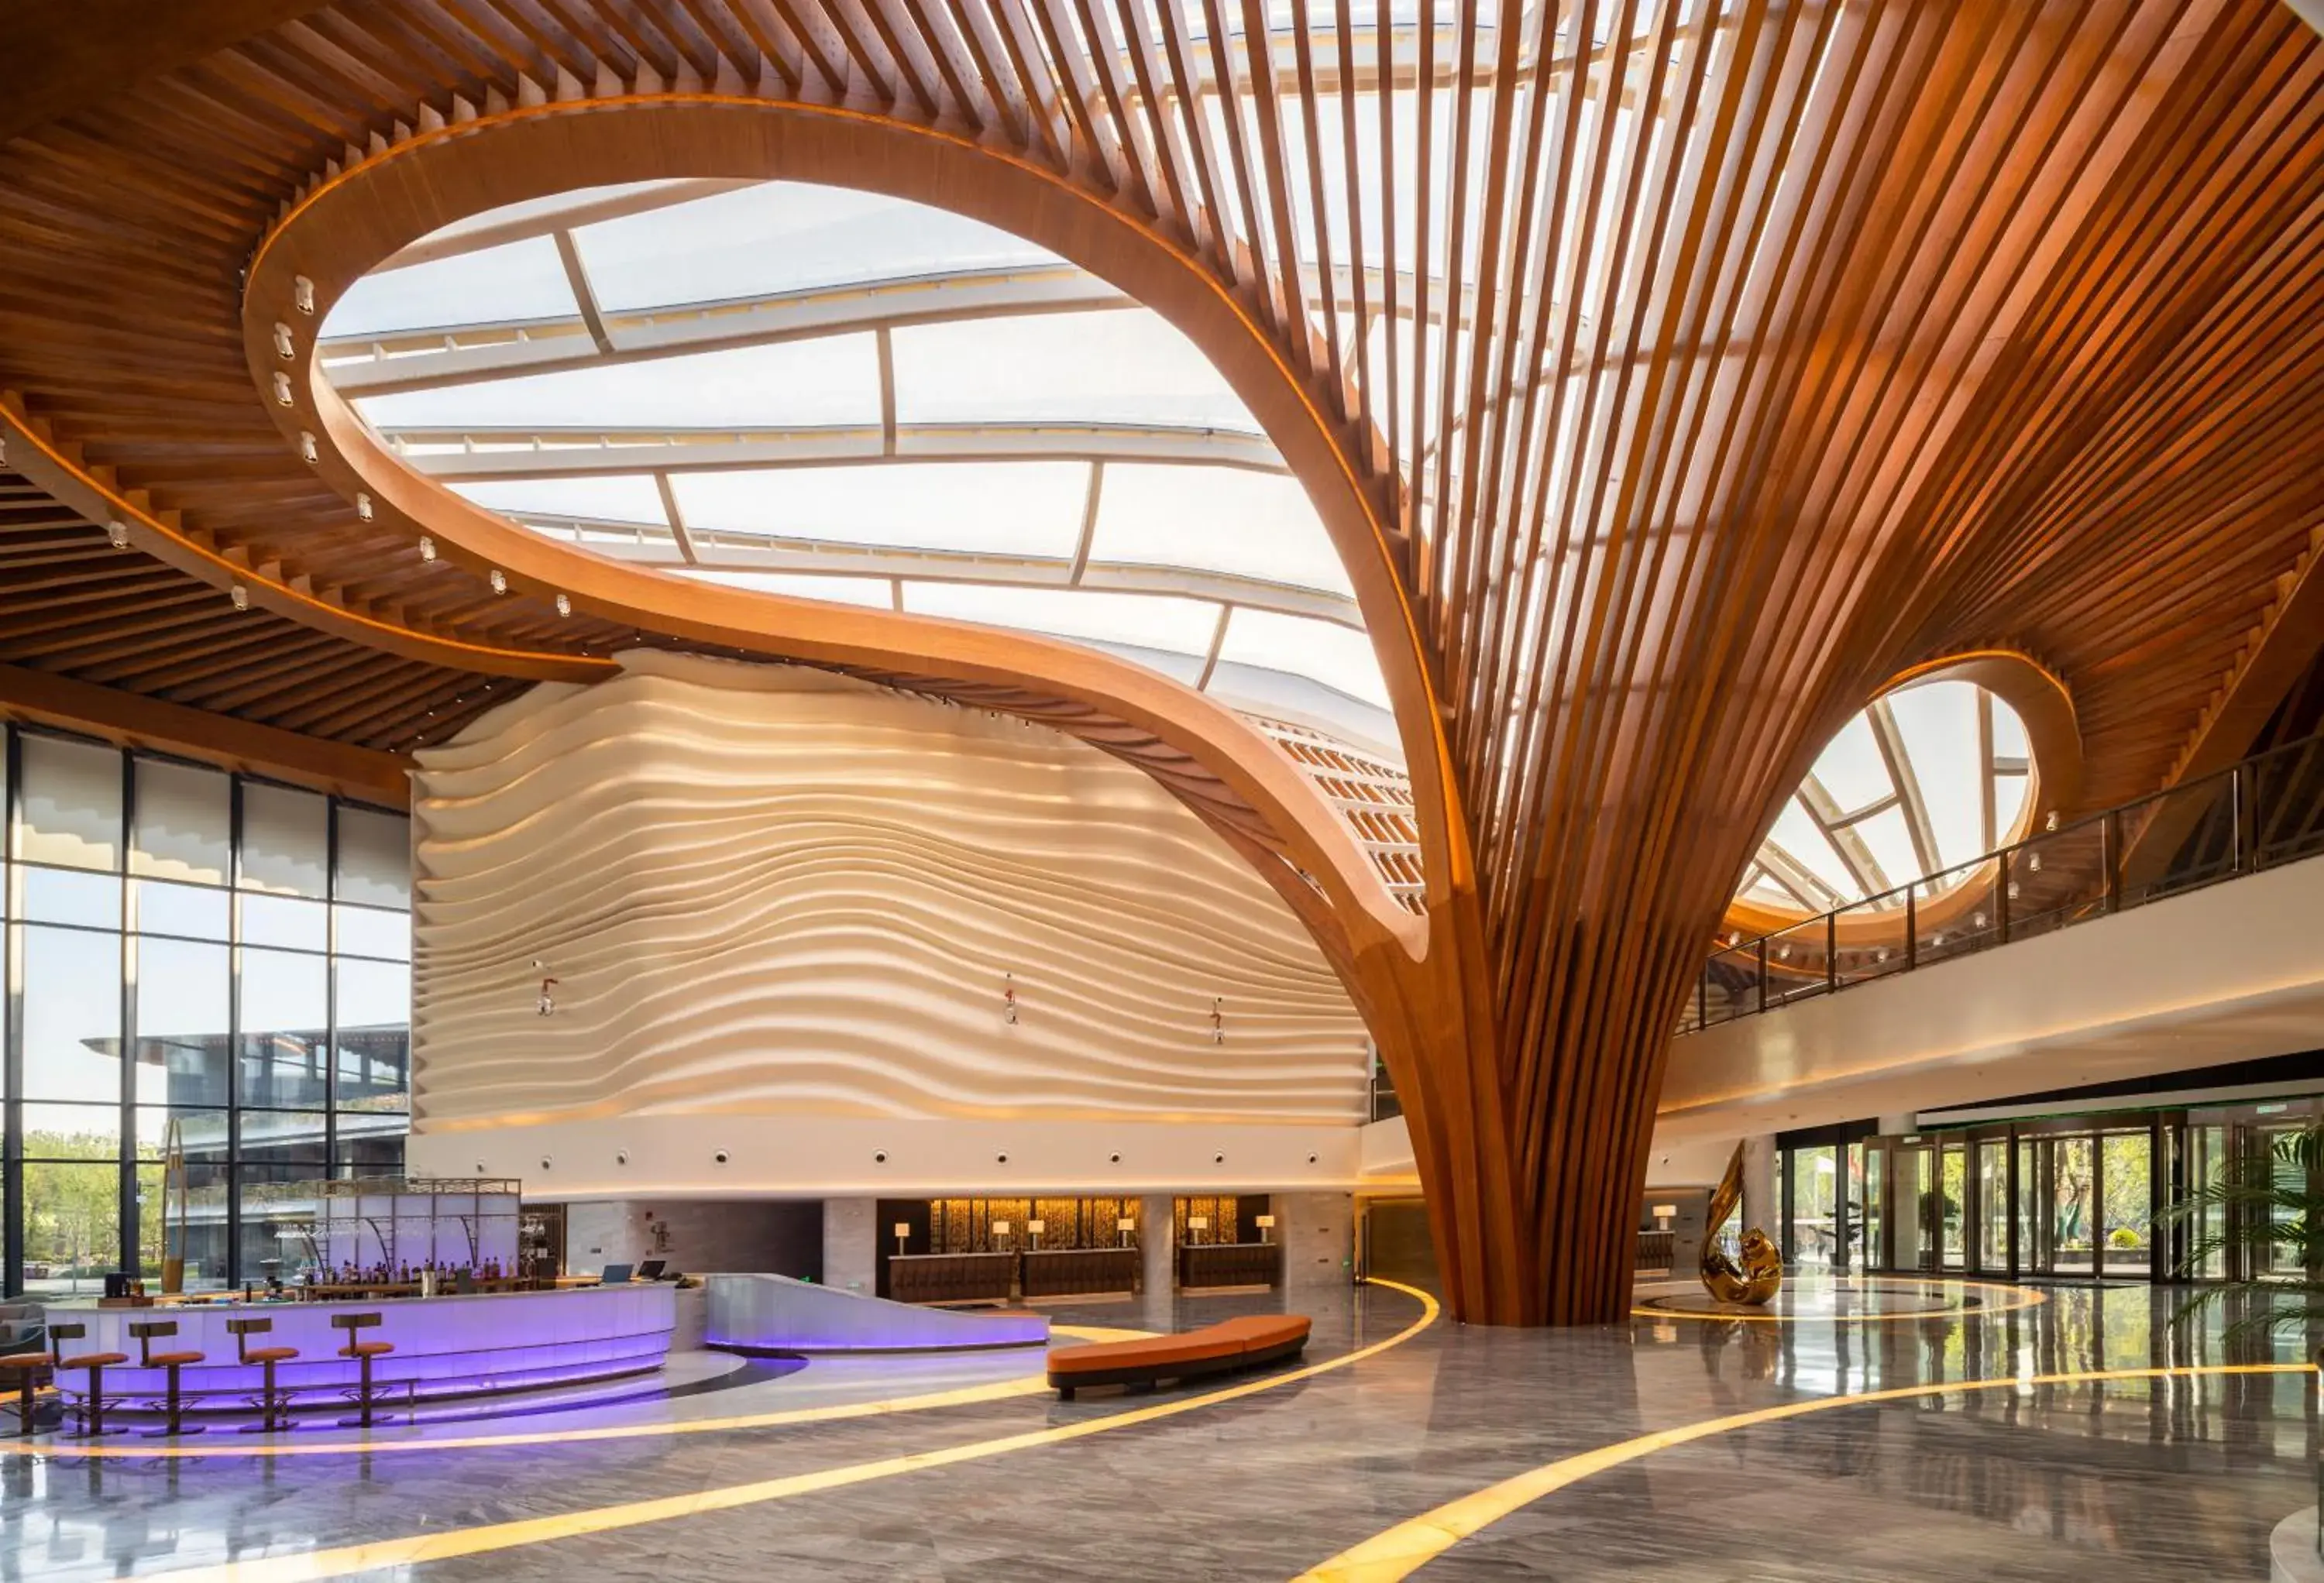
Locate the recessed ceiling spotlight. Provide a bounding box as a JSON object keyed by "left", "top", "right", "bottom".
{"left": 298, "top": 431, "right": 318, "bottom": 464}
{"left": 230, "top": 583, "right": 249, "bottom": 612}
{"left": 271, "top": 372, "right": 293, "bottom": 406}
{"left": 418, "top": 536, "right": 438, "bottom": 562}
{"left": 273, "top": 321, "right": 296, "bottom": 359}
{"left": 555, "top": 592, "right": 572, "bottom": 617}
{"left": 105, "top": 520, "right": 128, "bottom": 549}
{"left": 293, "top": 276, "right": 315, "bottom": 315}
{"left": 356, "top": 492, "right": 373, "bottom": 522}
{"left": 489, "top": 569, "right": 507, "bottom": 595}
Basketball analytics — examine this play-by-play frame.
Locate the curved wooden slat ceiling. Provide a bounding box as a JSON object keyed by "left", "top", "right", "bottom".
{"left": 4, "top": 0, "right": 2324, "bottom": 1324}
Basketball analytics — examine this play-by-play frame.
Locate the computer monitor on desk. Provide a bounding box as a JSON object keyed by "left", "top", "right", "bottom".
{"left": 599, "top": 1262, "right": 633, "bottom": 1286}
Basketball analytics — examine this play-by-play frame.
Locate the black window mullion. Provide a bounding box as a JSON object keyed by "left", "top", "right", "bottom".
{"left": 117, "top": 747, "right": 136, "bottom": 1283}
{"left": 2, "top": 723, "right": 20, "bottom": 1299}
{"left": 325, "top": 796, "right": 339, "bottom": 1169}
{"left": 227, "top": 773, "right": 244, "bottom": 1288}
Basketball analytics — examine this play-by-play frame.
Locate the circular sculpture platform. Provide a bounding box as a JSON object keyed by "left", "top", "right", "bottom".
{"left": 1633, "top": 1276, "right": 2041, "bottom": 1324}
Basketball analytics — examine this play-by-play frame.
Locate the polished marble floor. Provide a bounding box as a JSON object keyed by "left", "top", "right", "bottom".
{"left": 0, "top": 1276, "right": 2312, "bottom": 1581}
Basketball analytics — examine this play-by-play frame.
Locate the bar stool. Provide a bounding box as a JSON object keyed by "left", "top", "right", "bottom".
{"left": 225, "top": 1317, "right": 299, "bottom": 1434}
{"left": 47, "top": 1322, "right": 129, "bottom": 1438}
{"left": 129, "top": 1320, "right": 206, "bottom": 1437}
{"left": 0, "top": 1350, "right": 53, "bottom": 1437}
{"left": 332, "top": 1312, "right": 394, "bottom": 1427}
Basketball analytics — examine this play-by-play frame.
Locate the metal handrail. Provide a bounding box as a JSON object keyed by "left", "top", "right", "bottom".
{"left": 1680, "top": 730, "right": 2324, "bottom": 1034}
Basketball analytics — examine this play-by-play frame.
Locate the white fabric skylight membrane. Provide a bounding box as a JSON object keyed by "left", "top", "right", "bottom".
{"left": 1213, "top": 607, "right": 1389, "bottom": 709}
{"left": 1205, "top": 660, "right": 1401, "bottom": 762}
{"left": 902, "top": 583, "right": 1221, "bottom": 657}
{"left": 1887, "top": 682, "right": 1992, "bottom": 870}
{"left": 353, "top": 335, "right": 884, "bottom": 432}
{"left": 1810, "top": 711, "right": 1892, "bottom": 812}
{"left": 573, "top": 183, "right": 1058, "bottom": 313}
{"left": 449, "top": 475, "right": 669, "bottom": 527}
{"left": 672, "top": 462, "right": 1089, "bottom": 559}
{"left": 323, "top": 235, "right": 577, "bottom": 340}
{"left": 889, "top": 311, "right": 1264, "bottom": 434}
{"left": 416, "top": 180, "right": 700, "bottom": 247}
{"left": 1765, "top": 799, "right": 1852, "bottom": 904}
{"left": 1089, "top": 465, "right": 1353, "bottom": 596}
{"left": 676, "top": 571, "right": 895, "bottom": 609}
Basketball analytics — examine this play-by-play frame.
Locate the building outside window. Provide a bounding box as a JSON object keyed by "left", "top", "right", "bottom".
{"left": 2, "top": 725, "right": 410, "bottom": 1296}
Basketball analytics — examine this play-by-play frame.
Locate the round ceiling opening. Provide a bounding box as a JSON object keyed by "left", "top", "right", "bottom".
{"left": 316, "top": 177, "right": 1397, "bottom": 761}
{"left": 1734, "top": 678, "right": 2034, "bottom": 916}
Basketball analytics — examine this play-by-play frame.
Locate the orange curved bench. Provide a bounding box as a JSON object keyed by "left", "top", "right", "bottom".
{"left": 1046, "top": 1314, "right": 1311, "bottom": 1399}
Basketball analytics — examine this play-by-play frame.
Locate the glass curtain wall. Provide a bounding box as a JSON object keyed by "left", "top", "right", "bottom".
{"left": 3, "top": 725, "right": 411, "bottom": 1296}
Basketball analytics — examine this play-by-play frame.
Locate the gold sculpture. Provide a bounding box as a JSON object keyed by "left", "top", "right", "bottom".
{"left": 1701, "top": 1142, "right": 1782, "bottom": 1306}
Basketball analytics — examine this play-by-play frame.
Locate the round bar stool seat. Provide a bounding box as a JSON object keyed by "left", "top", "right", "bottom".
{"left": 331, "top": 1313, "right": 394, "bottom": 1427}
{"left": 129, "top": 1320, "right": 205, "bottom": 1437}
{"left": 47, "top": 1324, "right": 128, "bottom": 1438}
{"left": 0, "top": 1354, "right": 53, "bottom": 1437}
{"left": 226, "top": 1317, "right": 301, "bottom": 1434}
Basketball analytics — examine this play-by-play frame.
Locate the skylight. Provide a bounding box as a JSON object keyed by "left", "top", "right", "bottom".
{"left": 1734, "top": 679, "right": 2033, "bottom": 915}
{"left": 319, "top": 179, "right": 1396, "bottom": 760}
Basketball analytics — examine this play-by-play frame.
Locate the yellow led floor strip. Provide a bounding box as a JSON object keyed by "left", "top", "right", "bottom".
{"left": 150, "top": 1283, "right": 1436, "bottom": 1581}
{"left": 1293, "top": 1360, "right": 2314, "bottom": 1581}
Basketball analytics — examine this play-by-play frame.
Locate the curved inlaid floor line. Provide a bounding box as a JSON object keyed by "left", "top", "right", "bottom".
{"left": 5, "top": 1323, "right": 1153, "bottom": 1461}
{"left": 1291, "top": 1359, "right": 2315, "bottom": 1582}
{"left": 1628, "top": 1274, "right": 2049, "bottom": 1324}
{"left": 148, "top": 1283, "right": 1437, "bottom": 1581}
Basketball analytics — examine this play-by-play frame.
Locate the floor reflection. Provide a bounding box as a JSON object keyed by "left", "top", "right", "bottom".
{"left": 0, "top": 1278, "right": 2309, "bottom": 1581}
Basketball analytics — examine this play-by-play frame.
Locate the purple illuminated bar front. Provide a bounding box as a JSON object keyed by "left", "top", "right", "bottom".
{"left": 47, "top": 1284, "right": 675, "bottom": 1410}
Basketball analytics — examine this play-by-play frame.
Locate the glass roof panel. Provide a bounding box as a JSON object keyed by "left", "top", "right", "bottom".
{"left": 1886, "top": 682, "right": 1984, "bottom": 872}
{"left": 449, "top": 474, "right": 669, "bottom": 527}
{"left": 353, "top": 335, "right": 883, "bottom": 431}
{"left": 573, "top": 182, "right": 1056, "bottom": 312}
{"left": 1810, "top": 712, "right": 1892, "bottom": 814}
{"left": 677, "top": 570, "right": 895, "bottom": 608}
{"left": 1212, "top": 608, "right": 1388, "bottom": 709}
{"left": 324, "top": 235, "right": 576, "bottom": 339}
{"left": 1851, "top": 805, "right": 1920, "bottom": 900}
{"left": 672, "top": 462, "right": 1088, "bottom": 559}
{"left": 889, "top": 311, "right": 1263, "bottom": 433}
{"left": 1089, "top": 465, "right": 1353, "bottom": 595}
{"left": 1737, "top": 679, "right": 2033, "bottom": 915}
{"left": 1765, "top": 801, "right": 1854, "bottom": 903}
{"left": 902, "top": 583, "right": 1220, "bottom": 657}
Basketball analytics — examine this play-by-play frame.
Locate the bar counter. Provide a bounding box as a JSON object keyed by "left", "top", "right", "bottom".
{"left": 46, "top": 1283, "right": 676, "bottom": 1410}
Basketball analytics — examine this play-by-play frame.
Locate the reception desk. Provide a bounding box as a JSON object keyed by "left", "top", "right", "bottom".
{"left": 1019, "top": 1246, "right": 1139, "bottom": 1298}
{"left": 886, "top": 1252, "right": 1017, "bottom": 1305}
{"left": 1178, "top": 1241, "right": 1283, "bottom": 1290}
{"left": 46, "top": 1283, "right": 675, "bottom": 1412}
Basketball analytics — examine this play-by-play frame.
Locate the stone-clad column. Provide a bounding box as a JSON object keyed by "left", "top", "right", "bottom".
{"left": 1138, "top": 1193, "right": 1175, "bottom": 1307}
{"left": 822, "top": 1197, "right": 878, "bottom": 1294}
{"left": 1274, "top": 1192, "right": 1353, "bottom": 1300}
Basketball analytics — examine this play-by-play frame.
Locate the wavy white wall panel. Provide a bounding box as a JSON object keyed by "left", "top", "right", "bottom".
{"left": 410, "top": 654, "right": 1368, "bottom": 1138}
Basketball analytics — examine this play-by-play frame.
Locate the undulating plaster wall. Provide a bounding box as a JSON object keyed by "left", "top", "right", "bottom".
{"left": 406, "top": 654, "right": 1371, "bottom": 1195}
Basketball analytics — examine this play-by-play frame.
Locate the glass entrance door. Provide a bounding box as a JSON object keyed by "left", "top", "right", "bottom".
{"left": 1894, "top": 1141, "right": 1936, "bottom": 1272}
{"left": 1975, "top": 1136, "right": 2010, "bottom": 1273}
{"left": 1938, "top": 1141, "right": 1968, "bottom": 1270}
{"left": 1787, "top": 1145, "right": 1838, "bottom": 1269}
{"left": 2099, "top": 1128, "right": 2154, "bottom": 1277}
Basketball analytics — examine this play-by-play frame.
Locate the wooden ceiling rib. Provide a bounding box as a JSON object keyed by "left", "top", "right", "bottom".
{"left": 1, "top": 1, "right": 2322, "bottom": 1327}
{"left": 0, "top": 466, "right": 513, "bottom": 762}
